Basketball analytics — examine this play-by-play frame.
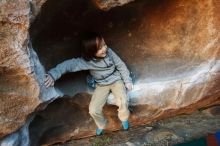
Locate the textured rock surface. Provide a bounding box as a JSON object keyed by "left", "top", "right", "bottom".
{"left": 0, "top": 0, "right": 40, "bottom": 137}
{"left": 29, "top": 94, "right": 220, "bottom": 145}
{"left": 0, "top": 0, "right": 60, "bottom": 139}
{"left": 59, "top": 107, "right": 220, "bottom": 146}
{"left": 93, "top": 0, "right": 135, "bottom": 11}
{"left": 0, "top": 0, "right": 220, "bottom": 145}
{"left": 29, "top": 0, "right": 220, "bottom": 144}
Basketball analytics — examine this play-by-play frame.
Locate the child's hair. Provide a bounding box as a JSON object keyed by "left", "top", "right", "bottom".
{"left": 81, "top": 32, "right": 103, "bottom": 61}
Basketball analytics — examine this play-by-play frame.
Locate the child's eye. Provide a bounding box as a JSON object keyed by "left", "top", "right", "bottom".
{"left": 100, "top": 44, "right": 107, "bottom": 50}
{"left": 103, "top": 44, "right": 107, "bottom": 49}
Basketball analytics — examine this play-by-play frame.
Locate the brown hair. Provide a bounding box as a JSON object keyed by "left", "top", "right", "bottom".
{"left": 81, "top": 32, "right": 102, "bottom": 61}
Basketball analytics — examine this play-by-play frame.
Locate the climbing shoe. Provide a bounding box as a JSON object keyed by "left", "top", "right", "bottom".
{"left": 122, "top": 120, "right": 129, "bottom": 130}
{"left": 96, "top": 128, "right": 104, "bottom": 136}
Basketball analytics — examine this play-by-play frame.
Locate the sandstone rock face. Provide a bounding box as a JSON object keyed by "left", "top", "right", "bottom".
{"left": 93, "top": 0, "right": 134, "bottom": 11}
{"left": 0, "top": 0, "right": 60, "bottom": 138}
{"left": 0, "top": 0, "right": 220, "bottom": 145}
{"left": 0, "top": 0, "right": 40, "bottom": 137}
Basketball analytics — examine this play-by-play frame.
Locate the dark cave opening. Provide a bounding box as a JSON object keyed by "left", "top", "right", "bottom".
{"left": 29, "top": 0, "right": 202, "bottom": 96}
{"left": 29, "top": 0, "right": 149, "bottom": 96}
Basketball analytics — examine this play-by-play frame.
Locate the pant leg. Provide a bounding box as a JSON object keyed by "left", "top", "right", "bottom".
{"left": 110, "top": 80, "right": 130, "bottom": 121}
{"left": 89, "top": 84, "right": 110, "bottom": 129}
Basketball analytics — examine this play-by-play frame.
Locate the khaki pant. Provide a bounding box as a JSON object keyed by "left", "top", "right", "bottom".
{"left": 89, "top": 80, "right": 130, "bottom": 129}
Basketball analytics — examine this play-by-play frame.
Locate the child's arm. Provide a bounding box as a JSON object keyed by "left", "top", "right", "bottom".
{"left": 47, "top": 57, "right": 90, "bottom": 82}
{"left": 108, "top": 48, "right": 132, "bottom": 86}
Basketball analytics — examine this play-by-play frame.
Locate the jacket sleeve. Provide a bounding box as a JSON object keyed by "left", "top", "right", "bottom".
{"left": 48, "top": 57, "right": 90, "bottom": 81}
{"left": 108, "top": 48, "right": 132, "bottom": 83}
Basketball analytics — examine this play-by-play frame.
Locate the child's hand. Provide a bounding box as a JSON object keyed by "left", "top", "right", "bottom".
{"left": 44, "top": 74, "right": 54, "bottom": 88}
{"left": 125, "top": 82, "right": 133, "bottom": 91}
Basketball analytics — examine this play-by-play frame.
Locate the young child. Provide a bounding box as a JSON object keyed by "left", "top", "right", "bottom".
{"left": 45, "top": 32, "right": 133, "bottom": 135}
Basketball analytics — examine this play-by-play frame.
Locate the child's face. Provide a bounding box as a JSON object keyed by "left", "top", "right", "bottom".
{"left": 95, "top": 38, "right": 107, "bottom": 58}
